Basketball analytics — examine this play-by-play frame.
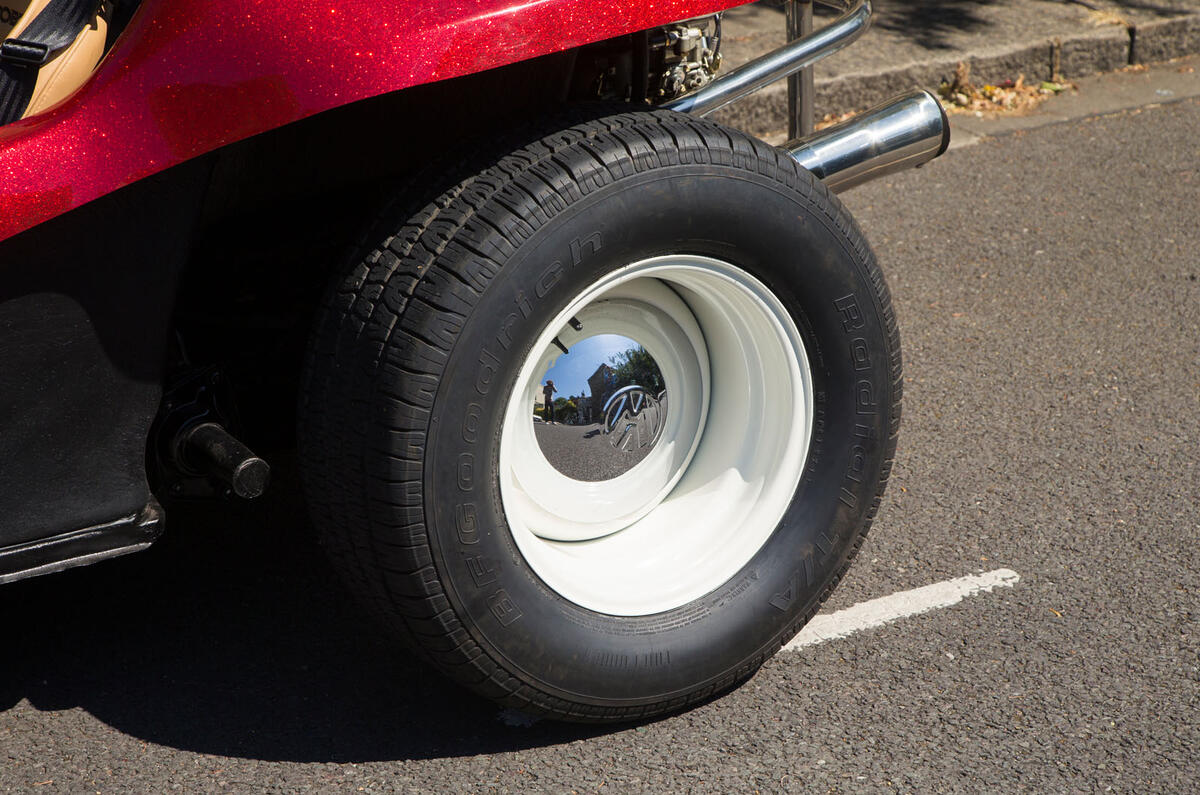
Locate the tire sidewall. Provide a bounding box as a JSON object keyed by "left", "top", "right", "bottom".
{"left": 419, "top": 164, "right": 894, "bottom": 705}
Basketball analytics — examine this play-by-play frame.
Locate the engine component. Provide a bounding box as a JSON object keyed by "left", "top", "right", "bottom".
{"left": 648, "top": 15, "right": 722, "bottom": 101}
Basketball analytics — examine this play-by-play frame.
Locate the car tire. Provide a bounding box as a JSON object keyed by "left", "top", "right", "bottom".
{"left": 298, "top": 109, "right": 901, "bottom": 722}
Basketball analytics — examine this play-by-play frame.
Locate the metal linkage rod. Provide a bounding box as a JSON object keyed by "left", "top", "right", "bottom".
{"left": 786, "top": 0, "right": 816, "bottom": 138}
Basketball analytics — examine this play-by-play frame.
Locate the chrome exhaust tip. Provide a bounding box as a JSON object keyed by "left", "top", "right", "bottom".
{"left": 785, "top": 89, "right": 951, "bottom": 192}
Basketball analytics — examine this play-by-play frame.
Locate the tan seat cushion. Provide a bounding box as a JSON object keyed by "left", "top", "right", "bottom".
{"left": 4, "top": 0, "right": 109, "bottom": 118}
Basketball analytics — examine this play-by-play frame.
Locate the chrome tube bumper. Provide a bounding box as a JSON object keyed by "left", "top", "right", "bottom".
{"left": 664, "top": 0, "right": 872, "bottom": 117}
{"left": 663, "top": 0, "right": 950, "bottom": 191}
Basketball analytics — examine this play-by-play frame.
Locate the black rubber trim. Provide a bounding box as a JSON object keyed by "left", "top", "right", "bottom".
{"left": 0, "top": 500, "right": 162, "bottom": 584}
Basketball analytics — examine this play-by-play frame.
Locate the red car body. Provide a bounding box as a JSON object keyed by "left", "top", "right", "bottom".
{"left": 0, "top": 0, "right": 743, "bottom": 242}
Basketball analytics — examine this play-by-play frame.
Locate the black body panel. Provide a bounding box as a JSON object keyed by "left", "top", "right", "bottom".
{"left": 0, "top": 160, "right": 209, "bottom": 553}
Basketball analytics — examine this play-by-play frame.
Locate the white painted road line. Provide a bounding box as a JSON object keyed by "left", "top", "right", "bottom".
{"left": 783, "top": 568, "right": 1021, "bottom": 651}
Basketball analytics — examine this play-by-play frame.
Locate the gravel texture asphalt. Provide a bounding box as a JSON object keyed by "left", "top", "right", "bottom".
{"left": 2, "top": 86, "right": 1198, "bottom": 791}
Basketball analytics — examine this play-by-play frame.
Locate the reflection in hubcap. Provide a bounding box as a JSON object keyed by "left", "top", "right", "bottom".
{"left": 533, "top": 333, "right": 668, "bottom": 482}
{"left": 603, "top": 385, "right": 667, "bottom": 452}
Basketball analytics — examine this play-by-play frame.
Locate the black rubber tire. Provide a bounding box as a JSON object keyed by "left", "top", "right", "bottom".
{"left": 298, "top": 108, "right": 901, "bottom": 723}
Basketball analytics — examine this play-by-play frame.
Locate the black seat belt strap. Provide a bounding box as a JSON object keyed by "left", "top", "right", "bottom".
{"left": 0, "top": 0, "right": 100, "bottom": 124}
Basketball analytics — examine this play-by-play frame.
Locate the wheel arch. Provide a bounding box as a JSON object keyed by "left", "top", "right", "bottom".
{"left": 165, "top": 47, "right": 624, "bottom": 449}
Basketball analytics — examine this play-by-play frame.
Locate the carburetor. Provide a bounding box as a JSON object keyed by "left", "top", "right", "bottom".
{"left": 569, "top": 14, "right": 723, "bottom": 103}
{"left": 649, "top": 15, "right": 723, "bottom": 101}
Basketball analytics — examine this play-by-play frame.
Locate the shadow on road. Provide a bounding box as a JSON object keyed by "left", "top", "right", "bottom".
{"left": 868, "top": 0, "right": 999, "bottom": 50}
{"left": 757, "top": 0, "right": 1186, "bottom": 52}
{"left": 0, "top": 458, "right": 610, "bottom": 763}
{"left": 757, "top": 0, "right": 1003, "bottom": 51}
{"left": 1105, "top": 0, "right": 1196, "bottom": 17}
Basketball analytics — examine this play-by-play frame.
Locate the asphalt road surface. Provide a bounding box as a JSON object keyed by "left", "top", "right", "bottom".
{"left": 3, "top": 84, "right": 1198, "bottom": 790}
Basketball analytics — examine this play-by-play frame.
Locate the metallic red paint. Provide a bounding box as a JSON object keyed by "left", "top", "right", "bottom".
{"left": 0, "top": 0, "right": 746, "bottom": 243}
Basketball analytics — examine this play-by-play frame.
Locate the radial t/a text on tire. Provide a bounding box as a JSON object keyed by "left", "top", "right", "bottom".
{"left": 298, "top": 109, "right": 902, "bottom": 723}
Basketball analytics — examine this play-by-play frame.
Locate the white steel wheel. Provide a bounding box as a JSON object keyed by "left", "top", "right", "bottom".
{"left": 500, "top": 255, "right": 814, "bottom": 616}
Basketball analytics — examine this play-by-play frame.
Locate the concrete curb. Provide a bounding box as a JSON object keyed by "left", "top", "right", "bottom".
{"left": 1132, "top": 13, "right": 1200, "bottom": 63}
{"left": 713, "top": 12, "right": 1200, "bottom": 138}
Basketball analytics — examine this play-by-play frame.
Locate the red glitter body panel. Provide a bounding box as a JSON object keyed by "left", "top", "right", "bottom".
{"left": 0, "top": 0, "right": 745, "bottom": 243}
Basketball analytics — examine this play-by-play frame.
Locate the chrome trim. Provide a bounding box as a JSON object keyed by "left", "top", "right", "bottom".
{"left": 785, "top": 89, "right": 950, "bottom": 192}
{"left": 531, "top": 333, "right": 671, "bottom": 482}
{"left": 664, "top": 0, "right": 871, "bottom": 117}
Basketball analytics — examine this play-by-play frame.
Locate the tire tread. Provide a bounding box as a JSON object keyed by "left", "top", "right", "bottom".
{"left": 299, "top": 108, "right": 902, "bottom": 722}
